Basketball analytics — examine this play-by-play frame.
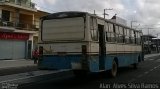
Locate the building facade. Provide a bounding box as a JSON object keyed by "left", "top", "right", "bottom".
{"left": 0, "top": 0, "right": 48, "bottom": 59}
{"left": 142, "top": 35, "right": 157, "bottom": 54}
{"left": 151, "top": 38, "right": 160, "bottom": 53}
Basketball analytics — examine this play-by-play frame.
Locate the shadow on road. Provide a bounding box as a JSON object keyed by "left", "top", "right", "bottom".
{"left": 19, "top": 66, "right": 138, "bottom": 89}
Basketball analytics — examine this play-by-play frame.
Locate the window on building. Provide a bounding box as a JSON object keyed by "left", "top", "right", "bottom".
{"left": 10, "top": 0, "right": 15, "bottom": 3}
{"left": 21, "top": 0, "right": 31, "bottom": 6}
{"left": 16, "top": 0, "right": 21, "bottom": 5}
{"left": 2, "top": 10, "right": 10, "bottom": 21}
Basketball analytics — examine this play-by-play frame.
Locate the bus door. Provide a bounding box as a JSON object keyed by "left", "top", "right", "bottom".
{"left": 98, "top": 24, "right": 106, "bottom": 70}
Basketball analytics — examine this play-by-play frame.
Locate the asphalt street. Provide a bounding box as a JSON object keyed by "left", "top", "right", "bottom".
{"left": 18, "top": 55, "right": 160, "bottom": 89}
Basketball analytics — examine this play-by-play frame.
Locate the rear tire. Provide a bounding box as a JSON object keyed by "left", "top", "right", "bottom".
{"left": 109, "top": 60, "right": 118, "bottom": 77}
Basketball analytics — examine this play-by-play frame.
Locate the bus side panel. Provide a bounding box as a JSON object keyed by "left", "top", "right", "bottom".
{"left": 104, "top": 52, "right": 142, "bottom": 71}
{"left": 117, "top": 53, "right": 139, "bottom": 67}
{"left": 88, "top": 55, "right": 99, "bottom": 72}
{"left": 105, "top": 56, "right": 114, "bottom": 70}
{"left": 88, "top": 43, "right": 99, "bottom": 72}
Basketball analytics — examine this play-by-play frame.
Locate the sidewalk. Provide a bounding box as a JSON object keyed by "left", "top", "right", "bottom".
{"left": 144, "top": 53, "right": 160, "bottom": 59}
{"left": 0, "top": 59, "right": 36, "bottom": 69}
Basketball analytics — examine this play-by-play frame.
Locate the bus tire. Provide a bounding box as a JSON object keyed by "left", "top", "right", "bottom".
{"left": 110, "top": 60, "right": 118, "bottom": 78}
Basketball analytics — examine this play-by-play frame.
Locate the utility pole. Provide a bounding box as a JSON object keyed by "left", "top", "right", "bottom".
{"left": 148, "top": 28, "right": 150, "bottom": 54}
{"left": 103, "top": 8, "right": 113, "bottom": 19}
{"left": 156, "top": 33, "right": 160, "bottom": 53}
{"left": 94, "top": 10, "right": 96, "bottom": 15}
{"left": 157, "top": 34, "right": 159, "bottom": 53}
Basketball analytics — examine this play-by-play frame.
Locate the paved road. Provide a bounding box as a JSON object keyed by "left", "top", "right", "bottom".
{"left": 18, "top": 55, "right": 160, "bottom": 89}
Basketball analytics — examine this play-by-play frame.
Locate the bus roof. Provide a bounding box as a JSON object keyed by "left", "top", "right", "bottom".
{"left": 41, "top": 11, "right": 142, "bottom": 33}
{"left": 41, "top": 11, "right": 86, "bottom": 20}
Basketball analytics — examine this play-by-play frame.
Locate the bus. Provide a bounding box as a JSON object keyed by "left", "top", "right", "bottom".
{"left": 38, "top": 11, "right": 144, "bottom": 77}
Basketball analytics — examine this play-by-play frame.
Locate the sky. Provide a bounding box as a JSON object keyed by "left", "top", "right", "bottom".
{"left": 32, "top": 0, "right": 160, "bottom": 36}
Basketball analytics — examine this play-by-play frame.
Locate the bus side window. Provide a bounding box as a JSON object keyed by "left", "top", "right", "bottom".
{"left": 90, "top": 17, "right": 98, "bottom": 41}
{"left": 115, "top": 25, "right": 119, "bottom": 43}
{"left": 130, "top": 30, "right": 135, "bottom": 44}
{"left": 134, "top": 31, "right": 137, "bottom": 44}
{"left": 108, "top": 23, "right": 115, "bottom": 42}
{"left": 125, "top": 29, "right": 130, "bottom": 44}
{"left": 124, "top": 28, "right": 127, "bottom": 43}
{"left": 137, "top": 32, "right": 141, "bottom": 44}
{"left": 140, "top": 32, "right": 142, "bottom": 44}
{"left": 135, "top": 32, "right": 139, "bottom": 44}
{"left": 119, "top": 26, "right": 124, "bottom": 43}
{"left": 109, "top": 24, "right": 116, "bottom": 42}
{"left": 132, "top": 30, "right": 136, "bottom": 44}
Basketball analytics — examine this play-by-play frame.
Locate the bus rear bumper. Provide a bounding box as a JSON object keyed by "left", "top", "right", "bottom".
{"left": 38, "top": 55, "right": 82, "bottom": 70}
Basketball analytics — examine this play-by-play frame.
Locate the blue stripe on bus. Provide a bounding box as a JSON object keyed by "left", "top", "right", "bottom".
{"left": 39, "top": 53, "right": 142, "bottom": 72}
{"left": 88, "top": 53, "right": 142, "bottom": 72}
{"left": 39, "top": 55, "right": 82, "bottom": 69}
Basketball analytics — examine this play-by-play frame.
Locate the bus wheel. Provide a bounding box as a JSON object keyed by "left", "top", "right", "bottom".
{"left": 110, "top": 60, "right": 118, "bottom": 77}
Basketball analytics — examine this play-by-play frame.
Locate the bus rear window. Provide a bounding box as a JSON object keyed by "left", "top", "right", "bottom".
{"left": 42, "top": 17, "right": 85, "bottom": 41}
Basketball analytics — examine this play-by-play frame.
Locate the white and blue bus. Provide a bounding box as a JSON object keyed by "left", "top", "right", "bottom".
{"left": 38, "top": 11, "right": 144, "bottom": 77}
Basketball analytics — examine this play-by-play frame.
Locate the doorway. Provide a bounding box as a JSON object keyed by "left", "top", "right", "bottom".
{"left": 98, "top": 24, "right": 106, "bottom": 70}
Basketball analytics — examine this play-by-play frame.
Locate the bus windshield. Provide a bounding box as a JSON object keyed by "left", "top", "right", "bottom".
{"left": 42, "top": 17, "right": 85, "bottom": 41}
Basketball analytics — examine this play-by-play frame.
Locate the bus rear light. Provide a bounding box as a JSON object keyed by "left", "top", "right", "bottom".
{"left": 82, "top": 45, "right": 87, "bottom": 55}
